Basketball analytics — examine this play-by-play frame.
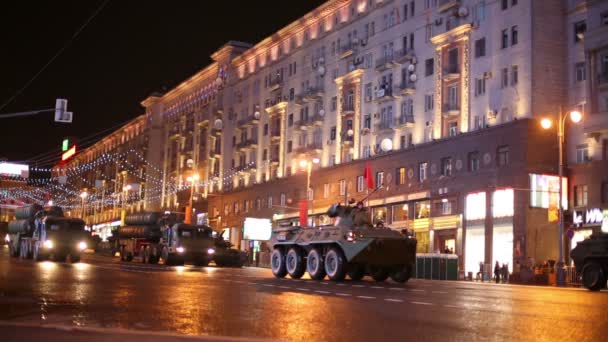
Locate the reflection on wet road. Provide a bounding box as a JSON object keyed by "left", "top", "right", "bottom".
{"left": 1, "top": 248, "right": 607, "bottom": 341}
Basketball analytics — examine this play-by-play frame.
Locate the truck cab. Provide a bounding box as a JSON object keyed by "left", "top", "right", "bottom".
{"left": 33, "top": 216, "right": 88, "bottom": 262}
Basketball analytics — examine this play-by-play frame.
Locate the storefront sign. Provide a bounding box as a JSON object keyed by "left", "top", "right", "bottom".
{"left": 368, "top": 199, "right": 384, "bottom": 207}
{"left": 573, "top": 208, "right": 608, "bottom": 227}
{"left": 407, "top": 191, "right": 429, "bottom": 201}
{"left": 0, "top": 162, "right": 28, "bottom": 178}
{"left": 385, "top": 195, "right": 407, "bottom": 204}
{"left": 243, "top": 217, "right": 272, "bottom": 240}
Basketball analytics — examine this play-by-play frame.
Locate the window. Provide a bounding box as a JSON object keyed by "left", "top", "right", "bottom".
{"left": 511, "top": 26, "right": 518, "bottom": 45}
{"left": 441, "top": 158, "right": 452, "bottom": 176}
{"left": 234, "top": 202, "right": 239, "bottom": 214}
{"left": 501, "top": 68, "right": 509, "bottom": 88}
{"left": 501, "top": 29, "right": 508, "bottom": 49}
{"left": 339, "top": 179, "right": 346, "bottom": 195}
{"left": 280, "top": 193, "right": 286, "bottom": 206}
{"left": 263, "top": 124, "right": 268, "bottom": 136}
{"left": 511, "top": 65, "right": 519, "bottom": 85}
{"left": 448, "top": 122, "right": 458, "bottom": 137}
{"left": 397, "top": 167, "right": 407, "bottom": 185}
{"left": 469, "top": 151, "right": 480, "bottom": 171}
{"left": 287, "top": 141, "right": 292, "bottom": 153}
{"left": 376, "top": 171, "right": 385, "bottom": 187}
{"left": 415, "top": 200, "right": 430, "bottom": 219}
{"left": 425, "top": 58, "right": 434, "bottom": 76}
{"left": 576, "top": 144, "right": 589, "bottom": 163}
{"left": 331, "top": 96, "right": 337, "bottom": 111}
{"left": 403, "top": 4, "right": 408, "bottom": 20}
{"left": 308, "top": 188, "right": 314, "bottom": 201}
{"left": 602, "top": 11, "right": 608, "bottom": 26}
{"left": 575, "top": 62, "right": 586, "bottom": 82}
{"left": 475, "top": 38, "right": 486, "bottom": 58}
{"left": 364, "top": 53, "right": 373, "bottom": 69}
{"left": 288, "top": 113, "right": 293, "bottom": 127}
{"left": 512, "top": 0, "right": 517, "bottom": 5}
{"left": 574, "top": 185, "right": 588, "bottom": 207}
{"left": 425, "top": 24, "right": 432, "bottom": 42}
{"left": 357, "top": 175, "right": 365, "bottom": 192}
{"left": 330, "top": 126, "right": 336, "bottom": 140}
{"left": 365, "top": 83, "right": 372, "bottom": 101}
{"left": 364, "top": 115, "right": 371, "bottom": 129}
{"left": 419, "top": 162, "right": 428, "bottom": 182}
{"left": 574, "top": 20, "right": 586, "bottom": 43}
{"left": 323, "top": 183, "right": 330, "bottom": 199}
{"left": 392, "top": 203, "right": 409, "bottom": 222}
{"left": 363, "top": 145, "right": 371, "bottom": 158}
{"left": 435, "top": 199, "right": 453, "bottom": 215}
{"left": 410, "top": 32, "right": 415, "bottom": 50}
{"left": 425, "top": 93, "right": 434, "bottom": 111}
{"left": 475, "top": 78, "right": 486, "bottom": 96}
{"left": 410, "top": 1, "right": 415, "bottom": 17}
{"left": 497, "top": 146, "right": 509, "bottom": 166}
{"left": 474, "top": 1, "right": 486, "bottom": 22}
{"left": 501, "top": 0, "right": 508, "bottom": 10}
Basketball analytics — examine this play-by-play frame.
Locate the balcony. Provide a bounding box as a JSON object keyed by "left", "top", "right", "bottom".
{"left": 395, "top": 48, "right": 414, "bottom": 64}
{"left": 269, "top": 156, "right": 280, "bottom": 165}
{"left": 438, "top": 0, "right": 460, "bottom": 12}
{"left": 303, "top": 86, "right": 325, "bottom": 100}
{"left": 398, "top": 82, "right": 416, "bottom": 96}
{"left": 341, "top": 134, "right": 354, "bottom": 145}
{"left": 268, "top": 78, "right": 283, "bottom": 92}
{"left": 339, "top": 42, "right": 357, "bottom": 59}
{"left": 341, "top": 103, "right": 355, "bottom": 116}
{"left": 375, "top": 54, "right": 398, "bottom": 72}
{"left": 443, "top": 65, "right": 460, "bottom": 81}
{"left": 396, "top": 115, "right": 415, "bottom": 128}
{"left": 237, "top": 115, "right": 259, "bottom": 128}
{"left": 270, "top": 129, "right": 281, "bottom": 141}
{"left": 375, "top": 120, "right": 396, "bottom": 133}
{"left": 598, "top": 72, "right": 608, "bottom": 88}
{"left": 212, "top": 148, "right": 222, "bottom": 158}
{"left": 294, "top": 115, "right": 324, "bottom": 130}
{"left": 211, "top": 128, "right": 222, "bottom": 136}
{"left": 442, "top": 104, "right": 461, "bottom": 117}
{"left": 375, "top": 87, "right": 400, "bottom": 103}
{"left": 295, "top": 143, "right": 323, "bottom": 155}
{"left": 236, "top": 139, "right": 258, "bottom": 151}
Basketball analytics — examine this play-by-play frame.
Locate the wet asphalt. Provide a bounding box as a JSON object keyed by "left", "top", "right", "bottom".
{"left": 1, "top": 246, "right": 607, "bottom": 342}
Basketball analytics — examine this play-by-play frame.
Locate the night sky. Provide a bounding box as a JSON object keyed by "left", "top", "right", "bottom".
{"left": 0, "top": 0, "right": 326, "bottom": 165}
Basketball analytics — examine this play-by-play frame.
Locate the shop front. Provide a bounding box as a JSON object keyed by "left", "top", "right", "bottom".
{"left": 242, "top": 217, "right": 272, "bottom": 266}
{"left": 569, "top": 207, "right": 608, "bottom": 261}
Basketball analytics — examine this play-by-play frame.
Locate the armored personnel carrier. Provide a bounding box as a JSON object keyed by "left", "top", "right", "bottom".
{"left": 270, "top": 203, "right": 417, "bottom": 282}
{"left": 570, "top": 232, "right": 608, "bottom": 291}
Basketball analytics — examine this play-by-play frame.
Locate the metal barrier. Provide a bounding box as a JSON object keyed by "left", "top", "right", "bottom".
{"left": 415, "top": 253, "right": 459, "bottom": 280}
{"left": 564, "top": 266, "right": 581, "bottom": 286}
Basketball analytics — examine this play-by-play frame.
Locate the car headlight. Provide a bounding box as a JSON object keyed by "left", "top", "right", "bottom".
{"left": 78, "top": 241, "right": 87, "bottom": 250}
{"left": 346, "top": 231, "right": 356, "bottom": 242}
{"left": 207, "top": 248, "right": 215, "bottom": 255}
{"left": 176, "top": 246, "right": 185, "bottom": 254}
{"left": 43, "top": 240, "right": 54, "bottom": 249}
{"left": 4, "top": 234, "right": 9, "bottom": 243}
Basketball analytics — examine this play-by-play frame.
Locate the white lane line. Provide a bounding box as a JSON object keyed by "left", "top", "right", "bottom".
{"left": 262, "top": 284, "right": 275, "bottom": 287}
{"left": 443, "top": 304, "right": 460, "bottom": 309}
{"left": 370, "top": 286, "right": 383, "bottom": 289}
{"left": 296, "top": 288, "right": 311, "bottom": 292}
{"left": 384, "top": 298, "right": 404, "bottom": 303}
{"left": 279, "top": 286, "right": 291, "bottom": 289}
{"left": 335, "top": 293, "right": 351, "bottom": 297}
{"left": 357, "top": 295, "right": 376, "bottom": 299}
{"left": 314, "top": 290, "right": 331, "bottom": 294}
{"left": 410, "top": 289, "right": 425, "bottom": 292}
{"left": 411, "top": 301, "right": 433, "bottom": 306}
{"left": 432, "top": 291, "right": 448, "bottom": 294}
{"left": 320, "top": 282, "right": 330, "bottom": 285}
{"left": 389, "top": 288, "right": 405, "bottom": 291}
{"left": 336, "top": 283, "right": 347, "bottom": 286}
{"left": 352, "top": 284, "right": 365, "bottom": 288}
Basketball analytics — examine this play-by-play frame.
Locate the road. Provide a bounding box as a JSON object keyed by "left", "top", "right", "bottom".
{"left": 1, "top": 246, "right": 607, "bottom": 342}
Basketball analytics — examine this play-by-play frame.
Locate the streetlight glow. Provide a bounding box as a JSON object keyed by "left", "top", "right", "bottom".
{"left": 80, "top": 191, "right": 88, "bottom": 199}
{"left": 569, "top": 110, "right": 582, "bottom": 123}
{"left": 312, "top": 157, "right": 320, "bottom": 164}
{"left": 540, "top": 118, "right": 553, "bottom": 130}
{"left": 299, "top": 160, "right": 308, "bottom": 168}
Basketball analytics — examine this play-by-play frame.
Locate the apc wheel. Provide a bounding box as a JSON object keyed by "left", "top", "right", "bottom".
{"left": 33, "top": 244, "right": 44, "bottom": 261}
{"left": 390, "top": 265, "right": 412, "bottom": 283}
{"left": 369, "top": 266, "right": 389, "bottom": 282}
{"left": 325, "top": 247, "right": 347, "bottom": 281}
{"left": 307, "top": 248, "right": 326, "bottom": 280}
{"left": 348, "top": 265, "right": 365, "bottom": 281}
{"left": 582, "top": 262, "right": 606, "bottom": 292}
{"left": 271, "top": 248, "right": 287, "bottom": 278}
{"left": 19, "top": 240, "right": 29, "bottom": 259}
{"left": 286, "top": 247, "right": 305, "bottom": 279}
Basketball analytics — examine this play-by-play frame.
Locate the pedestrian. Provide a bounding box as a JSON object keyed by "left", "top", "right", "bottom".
{"left": 477, "top": 261, "right": 484, "bottom": 281}
{"left": 494, "top": 261, "right": 501, "bottom": 284}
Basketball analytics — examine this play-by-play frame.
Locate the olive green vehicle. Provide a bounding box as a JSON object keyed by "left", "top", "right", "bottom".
{"left": 270, "top": 203, "right": 417, "bottom": 283}
{"left": 570, "top": 232, "right": 608, "bottom": 291}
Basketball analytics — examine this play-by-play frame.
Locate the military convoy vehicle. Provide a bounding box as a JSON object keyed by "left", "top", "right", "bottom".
{"left": 570, "top": 232, "right": 608, "bottom": 291}
{"left": 7, "top": 204, "right": 88, "bottom": 262}
{"left": 118, "top": 212, "right": 246, "bottom": 267}
{"left": 270, "top": 203, "right": 417, "bottom": 282}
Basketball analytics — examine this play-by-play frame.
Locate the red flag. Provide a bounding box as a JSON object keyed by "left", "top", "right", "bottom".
{"left": 299, "top": 200, "right": 308, "bottom": 226}
{"left": 364, "top": 160, "right": 375, "bottom": 190}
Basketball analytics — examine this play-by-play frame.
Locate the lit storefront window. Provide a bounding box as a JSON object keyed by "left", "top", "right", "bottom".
{"left": 466, "top": 192, "right": 486, "bottom": 220}
{"left": 492, "top": 224, "right": 513, "bottom": 272}
{"left": 465, "top": 226, "right": 485, "bottom": 275}
{"left": 372, "top": 207, "right": 388, "bottom": 225}
{"left": 530, "top": 173, "right": 568, "bottom": 209}
{"left": 493, "top": 188, "right": 514, "bottom": 218}
{"left": 414, "top": 201, "right": 431, "bottom": 219}
{"left": 318, "top": 214, "right": 332, "bottom": 226}
{"left": 392, "top": 203, "right": 409, "bottom": 222}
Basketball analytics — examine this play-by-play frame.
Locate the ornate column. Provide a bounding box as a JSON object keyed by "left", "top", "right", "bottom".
{"left": 460, "top": 37, "right": 471, "bottom": 133}
{"left": 353, "top": 78, "right": 362, "bottom": 160}
{"left": 335, "top": 82, "right": 344, "bottom": 165}
{"left": 434, "top": 47, "right": 443, "bottom": 139}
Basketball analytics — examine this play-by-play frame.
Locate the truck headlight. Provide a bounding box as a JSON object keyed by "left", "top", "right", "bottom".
{"left": 78, "top": 241, "right": 87, "bottom": 250}
{"left": 43, "top": 240, "right": 54, "bottom": 249}
{"left": 4, "top": 234, "right": 9, "bottom": 243}
{"left": 207, "top": 248, "right": 215, "bottom": 255}
{"left": 346, "top": 231, "right": 356, "bottom": 242}
{"left": 176, "top": 246, "right": 185, "bottom": 254}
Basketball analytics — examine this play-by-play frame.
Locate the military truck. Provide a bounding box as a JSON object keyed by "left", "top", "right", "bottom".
{"left": 119, "top": 212, "right": 246, "bottom": 267}
{"left": 270, "top": 203, "right": 417, "bottom": 282}
{"left": 7, "top": 204, "right": 88, "bottom": 262}
{"left": 570, "top": 232, "right": 608, "bottom": 291}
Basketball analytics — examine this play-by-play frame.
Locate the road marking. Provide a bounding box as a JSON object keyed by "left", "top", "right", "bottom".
{"left": 357, "top": 296, "right": 376, "bottom": 299}
{"left": 432, "top": 291, "right": 448, "bottom": 294}
{"left": 384, "top": 298, "right": 403, "bottom": 303}
{"left": 320, "top": 282, "right": 329, "bottom": 285}
{"left": 352, "top": 284, "right": 365, "bottom": 288}
{"left": 262, "top": 284, "right": 275, "bottom": 287}
{"left": 314, "top": 290, "right": 331, "bottom": 294}
{"left": 278, "top": 286, "right": 290, "bottom": 289}
{"left": 336, "top": 283, "right": 347, "bottom": 286}
{"left": 389, "top": 288, "right": 405, "bottom": 291}
{"left": 411, "top": 301, "right": 433, "bottom": 306}
{"left": 296, "top": 288, "right": 311, "bottom": 292}
{"left": 443, "top": 304, "right": 460, "bottom": 309}
{"left": 410, "top": 289, "right": 425, "bottom": 292}
{"left": 335, "top": 293, "right": 351, "bottom": 297}
{"left": 371, "top": 286, "right": 383, "bottom": 289}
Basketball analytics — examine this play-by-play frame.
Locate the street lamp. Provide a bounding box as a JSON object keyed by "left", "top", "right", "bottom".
{"left": 79, "top": 191, "right": 88, "bottom": 220}
{"left": 186, "top": 173, "right": 200, "bottom": 224}
{"left": 540, "top": 107, "right": 583, "bottom": 286}
{"left": 121, "top": 184, "right": 132, "bottom": 223}
{"left": 299, "top": 158, "right": 320, "bottom": 224}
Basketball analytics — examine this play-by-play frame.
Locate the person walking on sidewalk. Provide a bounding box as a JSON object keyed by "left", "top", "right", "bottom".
{"left": 494, "top": 261, "right": 501, "bottom": 284}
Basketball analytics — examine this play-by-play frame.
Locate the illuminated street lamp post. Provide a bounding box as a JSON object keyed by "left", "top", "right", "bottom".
{"left": 299, "top": 158, "right": 320, "bottom": 221}
{"left": 121, "top": 184, "right": 132, "bottom": 224}
{"left": 541, "top": 107, "right": 583, "bottom": 286}
{"left": 186, "top": 174, "right": 200, "bottom": 224}
{"left": 79, "top": 191, "right": 88, "bottom": 220}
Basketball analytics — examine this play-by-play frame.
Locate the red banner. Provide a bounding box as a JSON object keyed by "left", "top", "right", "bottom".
{"left": 364, "top": 160, "right": 375, "bottom": 190}
{"left": 299, "top": 200, "right": 308, "bottom": 226}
